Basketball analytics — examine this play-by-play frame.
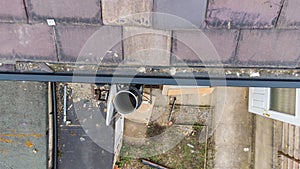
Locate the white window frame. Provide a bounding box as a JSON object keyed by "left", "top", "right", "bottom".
{"left": 249, "top": 87, "right": 300, "bottom": 126}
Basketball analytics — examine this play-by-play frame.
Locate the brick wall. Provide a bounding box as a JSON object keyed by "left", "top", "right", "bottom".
{"left": 0, "top": 0, "right": 300, "bottom": 68}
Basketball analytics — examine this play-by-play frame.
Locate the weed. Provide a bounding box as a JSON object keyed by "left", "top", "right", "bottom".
{"left": 146, "top": 122, "right": 167, "bottom": 138}
{"left": 115, "top": 156, "right": 132, "bottom": 167}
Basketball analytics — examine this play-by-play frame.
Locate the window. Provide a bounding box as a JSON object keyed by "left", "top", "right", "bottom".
{"left": 249, "top": 87, "right": 300, "bottom": 126}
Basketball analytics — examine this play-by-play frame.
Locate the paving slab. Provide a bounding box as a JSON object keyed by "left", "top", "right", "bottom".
{"left": 26, "top": 0, "right": 101, "bottom": 24}
{"left": 0, "top": 81, "right": 48, "bottom": 169}
{"left": 214, "top": 145, "right": 252, "bottom": 169}
{"left": 212, "top": 87, "right": 252, "bottom": 169}
{"left": 214, "top": 123, "right": 251, "bottom": 145}
{"left": 254, "top": 115, "right": 273, "bottom": 169}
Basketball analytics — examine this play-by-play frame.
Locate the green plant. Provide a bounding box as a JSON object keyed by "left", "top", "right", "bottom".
{"left": 192, "top": 123, "right": 203, "bottom": 132}
{"left": 116, "top": 156, "right": 132, "bottom": 167}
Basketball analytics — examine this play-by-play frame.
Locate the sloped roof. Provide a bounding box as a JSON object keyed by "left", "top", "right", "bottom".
{"left": 0, "top": 0, "right": 299, "bottom": 69}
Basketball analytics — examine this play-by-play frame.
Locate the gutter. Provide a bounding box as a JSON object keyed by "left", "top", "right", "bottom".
{"left": 0, "top": 71, "right": 299, "bottom": 87}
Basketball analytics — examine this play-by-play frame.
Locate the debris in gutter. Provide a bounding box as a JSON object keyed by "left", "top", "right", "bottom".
{"left": 225, "top": 70, "right": 232, "bottom": 75}
{"left": 137, "top": 67, "right": 146, "bottom": 73}
{"left": 16, "top": 62, "right": 54, "bottom": 72}
{"left": 227, "top": 21, "right": 231, "bottom": 29}
{"left": 39, "top": 63, "right": 54, "bottom": 72}
{"left": 170, "top": 67, "right": 176, "bottom": 76}
{"left": 249, "top": 72, "right": 260, "bottom": 77}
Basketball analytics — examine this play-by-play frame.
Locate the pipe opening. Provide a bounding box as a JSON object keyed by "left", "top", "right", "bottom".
{"left": 114, "top": 90, "right": 138, "bottom": 114}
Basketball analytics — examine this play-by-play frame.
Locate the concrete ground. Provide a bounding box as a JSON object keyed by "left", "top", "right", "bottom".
{"left": 0, "top": 81, "right": 48, "bottom": 169}
{"left": 254, "top": 115, "right": 273, "bottom": 169}
{"left": 57, "top": 83, "right": 114, "bottom": 169}
{"left": 212, "top": 87, "right": 253, "bottom": 169}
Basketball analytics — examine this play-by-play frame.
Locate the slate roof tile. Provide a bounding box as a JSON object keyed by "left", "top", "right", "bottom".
{"left": 153, "top": 0, "right": 207, "bottom": 29}
{"left": 0, "top": 1, "right": 299, "bottom": 69}
{"left": 172, "top": 29, "right": 239, "bottom": 66}
{"left": 56, "top": 25, "right": 122, "bottom": 64}
{"left": 236, "top": 29, "right": 300, "bottom": 67}
{"left": 277, "top": 0, "right": 300, "bottom": 28}
{"left": 0, "top": 0, "right": 27, "bottom": 23}
{"left": 26, "top": 0, "right": 101, "bottom": 24}
{"left": 0, "top": 23, "right": 57, "bottom": 63}
{"left": 206, "top": 0, "right": 283, "bottom": 29}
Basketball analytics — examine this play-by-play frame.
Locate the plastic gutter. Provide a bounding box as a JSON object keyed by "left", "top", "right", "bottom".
{"left": 0, "top": 71, "right": 299, "bottom": 88}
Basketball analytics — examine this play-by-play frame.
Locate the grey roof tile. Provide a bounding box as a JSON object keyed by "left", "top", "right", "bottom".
{"left": 153, "top": 0, "right": 207, "bottom": 29}
{"left": 56, "top": 24, "right": 122, "bottom": 64}
{"left": 26, "top": 0, "right": 101, "bottom": 24}
{"left": 172, "top": 29, "right": 239, "bottom": 66}
{"left": 236, "top": 29, "right": 300, "bottom": 67}
{"left": 0, "top": 23, "right": 57, "bottom": 63}
{"left": 206, "top": 0, "right": 283, "bottom": 28}
{"left": 0, "top": 0, "right": 27, "bottom": 22}
{"left": 277, "top": 0, "right": 300, "bottom": 28}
